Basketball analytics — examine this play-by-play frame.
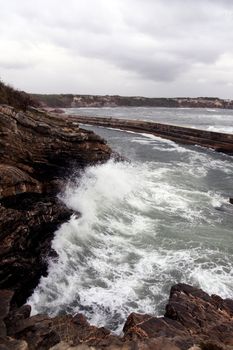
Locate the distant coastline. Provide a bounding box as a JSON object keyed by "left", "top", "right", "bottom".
{"left": 31, "top": 93, "right": 233, "bottom": 109}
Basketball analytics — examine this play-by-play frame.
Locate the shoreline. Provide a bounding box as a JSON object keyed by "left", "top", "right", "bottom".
{"left": 67, "top": 115, "right": 233, "bottom": 155}
{"left": 32, "top": 94, "right": 233, "bottom": 110}
{"left": 1, "top": 105, "right": 233, "bottom": 349}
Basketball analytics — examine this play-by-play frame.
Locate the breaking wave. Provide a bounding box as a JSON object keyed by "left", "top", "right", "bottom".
{"left": 29, "top": 154, "right": 233, "bottom": 333}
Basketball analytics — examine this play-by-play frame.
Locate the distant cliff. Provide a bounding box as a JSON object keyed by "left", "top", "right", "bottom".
{"left": 31, "top": 93, "right": 233, "bottom": 109}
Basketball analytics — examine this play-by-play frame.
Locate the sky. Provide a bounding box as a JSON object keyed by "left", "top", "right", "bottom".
{"left": 0, "top": 0, "right": 233, "bottom": 97}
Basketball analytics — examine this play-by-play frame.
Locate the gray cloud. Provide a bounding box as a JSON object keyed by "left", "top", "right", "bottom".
{"left": 0, "top": 61, "right": 35, "bottom": 70}
{"left": 0, "top": 0, "right": 233, "bottom": 97}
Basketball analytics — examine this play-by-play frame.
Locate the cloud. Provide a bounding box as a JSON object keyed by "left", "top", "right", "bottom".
{"left": 0, "top": 0, "right": 233, "bottom": 97}
{"left": 0, "top": 62, "right": 33, "bottom": 70}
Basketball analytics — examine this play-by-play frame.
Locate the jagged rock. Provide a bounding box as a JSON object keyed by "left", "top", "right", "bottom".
{"left": 0, "top": 105, "right": 112, "bottom": 306}
{"left": 123, "top": 284, "right": 233, "bottom": 349}
{"left": 0, "top": 290, "right": 14, "bottom": 337}
{"left": 1, "top": 103, "right": 232, "bottom": 350}
{"left": 0, "top": 195, "right": 73, "bottom": 305}
{"left": 0, "top": 337, "right": 29, "bottom": 350}
{"left": 0, "top": 284, "right": 232, "bottom": 350}
{"left": 0, "top": 105, "right": 112, "bottom": 186}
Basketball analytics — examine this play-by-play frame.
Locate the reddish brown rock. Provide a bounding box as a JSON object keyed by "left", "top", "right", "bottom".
{"left": 1, "top": 284, "right": 233, "bottom": 350}
{"left": 123, "top": 284, "right": 233, "bottom": 349}
{"left": 0, "top": 337, "right": 29, "bottom": 350}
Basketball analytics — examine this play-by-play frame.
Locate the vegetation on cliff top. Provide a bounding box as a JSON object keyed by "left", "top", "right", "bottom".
{"left": 0, "top": 80, "right": 38, "bottom": 110}
{"left": 31, "top": 93, "right": 233, "bottom": 109}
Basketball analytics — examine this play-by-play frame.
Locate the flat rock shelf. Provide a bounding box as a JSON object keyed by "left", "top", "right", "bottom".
{"left": 72, "top": 115, "right": 233, "bottom": 155}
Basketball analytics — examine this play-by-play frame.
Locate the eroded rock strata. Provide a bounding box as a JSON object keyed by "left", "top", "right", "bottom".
{"left": 1, "top": 105, "right": 233, "bottom": 350}
{"left": 0, "top": 104, "right": 112, "bottom": 307}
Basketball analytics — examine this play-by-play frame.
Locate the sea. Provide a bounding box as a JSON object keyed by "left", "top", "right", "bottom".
{"left": 29, "top": 107, "right": 233, "bottom": 334}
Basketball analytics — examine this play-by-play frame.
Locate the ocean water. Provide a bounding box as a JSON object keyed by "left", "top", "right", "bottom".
{"left": 66, "top": 106, "right": 233, "bottom": 134}
{"left": 29, "top": 108, "right": 233, "bottom": 334}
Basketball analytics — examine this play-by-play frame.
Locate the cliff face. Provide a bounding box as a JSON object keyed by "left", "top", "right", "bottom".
{"left": 1, "top": 104, "right": 233, "bottom": 350}
{"left": 31, "top": 93, "right": 233, "bottom": 109}
{"left": 0, "top": 105, "right": 112, "bottom": 306}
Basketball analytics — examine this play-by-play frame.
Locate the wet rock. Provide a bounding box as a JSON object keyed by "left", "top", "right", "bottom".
{"left": 0, "top": 195, "right": 73, "bottom": 306}
{"left": 1, "top": 284, "right": 232, "bottom": 350}
{"left": 123, "top": 284, "right": 233, "bottom": 349}
{"left": 72, "top": 116, "right": 233, "bottom": 155}
{"left": 5, "top": 312, "right": 117, "bottom": 350}
{"left": 50, "top": 109, "right": 65, "bottom": 114}
{"left": 0, "top": 105, "right": 112, "bottom": 306}
{"left": 1, "top": 103, "right": 232, "bottom": 350}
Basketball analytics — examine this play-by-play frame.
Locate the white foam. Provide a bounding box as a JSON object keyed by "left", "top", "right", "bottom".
{"left": 28, "top": 159, "right": 232, "bottom": 333}
{"left": 207, "top": 126, "right": 233, "bottom": 134}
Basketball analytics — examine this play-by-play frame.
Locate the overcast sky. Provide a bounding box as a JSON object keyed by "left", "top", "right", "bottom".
{"left": 1, "top": 0, "right": 233, "bottom": 97}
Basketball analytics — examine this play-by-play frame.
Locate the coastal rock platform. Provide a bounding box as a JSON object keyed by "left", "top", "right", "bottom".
{"left": 72, "top": 115, "right": 233, "bottom": 155}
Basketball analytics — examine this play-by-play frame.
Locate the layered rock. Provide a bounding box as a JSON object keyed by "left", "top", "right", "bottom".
{"left": 1, "top": 284, "right": 233, "bottom": 349}
{"left": 1, "top": 104, "right": 233, "bottom": 350}
{"left": 0, "top": 105, "right": 112, "bottom": 306}
{"left": 71, "top": 116, "right": 233, "bottom": 155}
{"left": 123, "top": 283, "right": 233, "bottom": 349}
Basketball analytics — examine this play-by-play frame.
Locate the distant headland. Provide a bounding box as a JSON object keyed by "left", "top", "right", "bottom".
{"left": 31, "top": 93, "right": 233, "bottom": 109}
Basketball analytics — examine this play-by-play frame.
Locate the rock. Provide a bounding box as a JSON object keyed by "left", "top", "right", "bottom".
{"left": 0, "top": 284, "right": 232, "bottom": 350}
{"left": 4, "top": 312, "right": 117, "bottom": 350}
{"left": 50, "top": 109, "right": 65, "bottom": 114}
{"left": 0, "top": 195, "right": 73, "bottom": 306}
{"left": 0, "top": 105, "right": 112, "bottom": 187}
{"left": 0, "top": 290, "right": 14, "bottom": 337}
{"left": 123, "top": 283, "right": 233, "bottom": 349}
{"left": 123, "top": 313, "right": 152, "bottom": 334}
{"left": 230, "top": 198, "right": 233, "bottom": 204}
{"left": 72, "top": 116, "right": 233, "bottom": 155}
{"left": 0, "top": 105, "right": 112, "bottom": 306}
{"left": 0, "top": 337, "right": 29, "bottom": 350}
{"left": 1, "top": 104, "right": 232, "bottom": 350}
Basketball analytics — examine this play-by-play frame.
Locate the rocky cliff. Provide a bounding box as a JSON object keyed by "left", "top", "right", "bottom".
{"left": 1, "top": 104, "right": 233, "bottom": 350}
{"left": 31, "top": 93, "right": 233, "bottom": 109}
{"left": 0, "top": 104, "right": 112, "bottom": 308}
